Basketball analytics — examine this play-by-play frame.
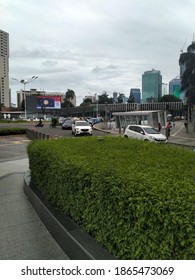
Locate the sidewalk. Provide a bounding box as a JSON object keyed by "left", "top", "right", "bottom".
{"left": 0, "top": 158, "right": 69, "bottom": 260}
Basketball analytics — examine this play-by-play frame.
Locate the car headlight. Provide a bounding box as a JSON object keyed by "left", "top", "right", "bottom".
{"left": 150, "top": 136, "right": 156, "bottom": 140}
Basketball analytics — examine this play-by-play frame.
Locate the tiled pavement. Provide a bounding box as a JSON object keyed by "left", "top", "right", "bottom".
{"left": 0, "top": 158, "right": 69, "bottom": 260}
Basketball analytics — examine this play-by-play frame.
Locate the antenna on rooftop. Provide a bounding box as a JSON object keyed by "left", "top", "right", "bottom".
{"left": 180, "top": 38, "right": 187, "bottom": 53}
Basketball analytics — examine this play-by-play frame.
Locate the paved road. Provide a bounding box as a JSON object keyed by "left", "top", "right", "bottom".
{"left": 0, "top": 121, "right": 107, "bottom": 138}
{"left": 0, "top": 135, "right": 30, "bottom": 163}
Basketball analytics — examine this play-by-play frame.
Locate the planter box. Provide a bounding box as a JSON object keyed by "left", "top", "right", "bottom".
{"left": 23, "top": 171, "right": 116, "bottom": 260}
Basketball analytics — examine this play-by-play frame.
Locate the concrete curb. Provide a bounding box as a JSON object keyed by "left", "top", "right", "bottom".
{"left": 23, "top": 171, "right": 116, "bottom": 260}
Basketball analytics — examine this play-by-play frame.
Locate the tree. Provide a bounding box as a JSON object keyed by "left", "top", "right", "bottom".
{"left": 179, "top": 50, "right": 195, "bottom": 131}
{"left": 65, "top": 89, "right": 75, "bottom": 100}
{"left": 127, "top": 93, "right": 135, "bottom": 103}
{"left": 179, "top": 52, "right": 195, "bottom": 103}
{"left": 159, "top": 95, "right": 181, "bottom": 102}
{"left": 80, "top": 98, "right": 92, "bottom": 107}
{"left": 117, "top": 93, "right": 125, "bottom": 103}
{"left": 98, "top": 91, "right": 112, "bottom": 104}
{"left": 63, "top": 89, "right": 75, "bottom": 108}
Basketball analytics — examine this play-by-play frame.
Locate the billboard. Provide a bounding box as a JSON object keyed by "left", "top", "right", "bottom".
{"left": 36, "top": 96, "right": 61, "bottom": 109}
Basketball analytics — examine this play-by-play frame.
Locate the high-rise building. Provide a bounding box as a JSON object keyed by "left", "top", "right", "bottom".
{"left": 113, "top": 91, "right": 118, "bottom": 103}
{"left": 0, "top": 29, "right": 10, "bottom": 107}
{"left": 129, "top": 88, "right": 141, "bottom": 103}
{"left": 142, "top": 69, "right": 162, "bottom": 102}
{"left": 169, "top": 76, "right": 181, "bottom": 99}
{"left": 161, "top": 83, "right": 168, "bottom": 97}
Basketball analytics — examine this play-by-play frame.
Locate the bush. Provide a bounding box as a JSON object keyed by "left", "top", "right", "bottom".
{"left": 0, "top": 127, "right": 26, "bottom": 135}
{"left": 27, "top": 136, "right": 195, "bottom": 259}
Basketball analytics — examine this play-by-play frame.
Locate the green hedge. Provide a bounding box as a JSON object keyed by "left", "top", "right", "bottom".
{"left": 0, "top": 119, "right": 28, "bottom": 123}
{"left": 27, "top": 136, "right": 195, "bottom": 259}
{"left": 0, "top": 127, "right": 26, "bottom": 135}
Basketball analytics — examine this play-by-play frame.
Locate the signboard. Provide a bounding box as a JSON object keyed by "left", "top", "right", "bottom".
{"left": 36, "top": 96, "right": 61, "bottom": 109}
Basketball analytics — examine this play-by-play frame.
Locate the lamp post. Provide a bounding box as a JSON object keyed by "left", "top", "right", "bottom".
{"left": 12, "top": 76, "right": 38, "bottom": 119}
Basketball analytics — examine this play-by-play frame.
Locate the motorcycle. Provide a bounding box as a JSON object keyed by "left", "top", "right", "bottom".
{"left": 35, "top": 122, "right": 44, "bottom": 127}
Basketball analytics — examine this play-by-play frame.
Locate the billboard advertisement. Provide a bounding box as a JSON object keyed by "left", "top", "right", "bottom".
{"left": 36, "top": 96, "right": 61, "bottom": 109}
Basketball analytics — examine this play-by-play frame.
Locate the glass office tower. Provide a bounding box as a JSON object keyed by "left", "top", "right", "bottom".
{"left": 130, "top": 88, "right": 141, "bottom": 103}
{"left": 169, "top": 77, "right": 181, "bottom": 99}
{"left": 142, "top": 69, "right": 162, "bottom": 103}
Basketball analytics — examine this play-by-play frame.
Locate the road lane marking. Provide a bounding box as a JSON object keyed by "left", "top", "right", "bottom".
{"left": 171, "top": 125, "right": 184, "bottom": 136}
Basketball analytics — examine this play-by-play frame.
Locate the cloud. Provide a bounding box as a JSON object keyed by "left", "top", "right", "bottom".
{"left": 92, "top": 64, "right": 118, "bottom": 73}
{"left": 1, "top": 0, "right": 195, "bottom": 105}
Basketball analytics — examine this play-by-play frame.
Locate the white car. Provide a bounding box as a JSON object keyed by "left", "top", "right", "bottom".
{"left": 59, "top": 117, "right": 66, "bottom": 124}
{"left": 124, "top": 125, "right": 167, "bottom": 143}
{"left": 72, "top": 120, "right": 93, "bottom": 136}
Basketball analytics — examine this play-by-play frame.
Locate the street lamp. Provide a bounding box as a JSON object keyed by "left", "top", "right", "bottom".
{"left": 12, "top": 76, "right": 38, "bottom": 119}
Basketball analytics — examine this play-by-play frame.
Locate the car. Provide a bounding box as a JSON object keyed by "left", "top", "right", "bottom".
{"left": 61, "top": 119, "right": 73, "bottom": 130}
{"left": 72, "top": 120, "right": 93, "bottom": 136}
{"left": 86, "top": 117, "right": 102, "bottom": 126}
{"left": 59, "top": 117, "right": 66, "bottom": 124}
{"left": 124, "top": 125, "right": 167, "bottom": 143}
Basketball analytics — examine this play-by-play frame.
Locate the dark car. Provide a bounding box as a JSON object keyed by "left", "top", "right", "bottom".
{"left": 62, "top": 119, "right": 73, "bottom": 130}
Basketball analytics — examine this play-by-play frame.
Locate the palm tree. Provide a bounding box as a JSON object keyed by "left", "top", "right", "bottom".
{"left": 98, "top": 91, "right": 111, "bottom": 104}
{"left": 117, "top": 93, "right": 125, "bottom": 103}
{"left": 127, "top": 93, "right": 135, "bottom": 103}
{"left": 65, "top": 89, "right": 75, "bottom": 102}
{"left": 63, "top": 89, "right": 75, "bottom": 108}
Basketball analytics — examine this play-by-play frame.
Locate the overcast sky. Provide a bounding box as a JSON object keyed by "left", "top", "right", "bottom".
{"left": 1, "top": 0, "right": 195, "bottom": 105}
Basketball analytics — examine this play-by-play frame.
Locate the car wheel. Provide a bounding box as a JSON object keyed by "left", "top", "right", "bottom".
{"left": 124, "top": 135, "right": 128, "bottom": 138}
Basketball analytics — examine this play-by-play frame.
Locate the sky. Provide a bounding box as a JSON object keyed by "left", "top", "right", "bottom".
{"left": 1, "top": 0, "right": 195, "bottom": 106}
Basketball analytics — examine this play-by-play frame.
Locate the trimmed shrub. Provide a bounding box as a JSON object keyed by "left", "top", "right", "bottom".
{"left": 27, "top": 136, "right": 195, "bottom": 259}
{"left": 0, "top": 127, "right": 26, "bottom": 135}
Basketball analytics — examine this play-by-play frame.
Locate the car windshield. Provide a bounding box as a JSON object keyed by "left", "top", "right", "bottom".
{"left": 64, "top": 120, "right": 72, "bottom": 124}
{"left": 76, "top": 122, "right": 90, "bottom": 126}
{"left": 143, "top": 127, "right": 159, "bottom": 134}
